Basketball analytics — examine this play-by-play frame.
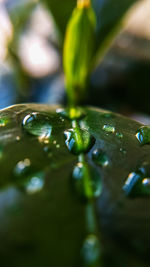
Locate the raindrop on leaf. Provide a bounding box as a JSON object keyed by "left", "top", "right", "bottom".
{"left": 72, "top": 162, "right": 102, "bottom": 199}
{"left": 92, "top": 149, "right": 109, "bottom": 167}
{"left": 22, "top": 113, "right": 52, "bottom": 142}
{"left": 136, "top": 126, "right": 150, "bottom": 145}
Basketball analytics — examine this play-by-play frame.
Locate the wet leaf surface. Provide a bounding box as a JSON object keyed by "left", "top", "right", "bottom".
{"left": 0, "top": 104, "right": 150, "bottom": 266}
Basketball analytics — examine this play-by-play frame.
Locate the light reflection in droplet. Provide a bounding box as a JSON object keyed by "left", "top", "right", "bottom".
{"left": 14, "top": 158, "right": 31, "bottom": 177}
{"left": 26, "top": 175, "right": 44, "bottom": 194}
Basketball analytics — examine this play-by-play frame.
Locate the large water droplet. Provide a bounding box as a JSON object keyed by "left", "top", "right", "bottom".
{"left": 92, "top": 149, "right": 109, "bottom": 167}
{"left": 25, "top": 172, "right": 44, "bottom": 194}
{"left": 136, "top": 126, "right": 150, "bottom": 145}
{"left": 123, "top": 171, "right": 150, "bottom": 197}
{"left": 56, "top": 107, "right": 85, "bottom": 120}
{"left": 22, "top": 113, "right": 52, "bottom": 142}
{"left": 81, "top": 234, "right": 101, "bottom": 266}
{"left": 72, "top": 162, "right": 102, "bottom": 199}
{"left": 123, "top": 172, "right": 140, "bottom": 196}
{"left": 64, "top": 128, "right": 95, "bottom": 155}
{"left": 102, "top": 124, "right": 115, "bottom": 133}
{"left": 14, "top": 158, "right": 31, "bottom": 177}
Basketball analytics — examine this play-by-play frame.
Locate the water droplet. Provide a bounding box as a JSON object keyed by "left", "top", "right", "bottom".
{"left": 0, "top": 117, "right": 8, "bottom": 127}
{"left": 14, "top": 159, "right": 31, "bottom": 176}
{"left": 116, "top": 132, "right": 123, "bottom": 139}
{"left": 136, "top": 126, "right": 150, "bottom": 145}
{"left": 72, "top": 162, "right": 102, "bottom": 199}
{"left": 53, "top": 140, "right": 57, "bottom": 145}
{"left": 64, "top": 128, "right": 95, "bottom": 155}
{"left": 56, "top": 107, "right": 85, "bottom": 120}
{"left": 81, "top": 234, "right": 100, "bottom": 265}
{"left": 123, "top": 171, "right": 150, "bottom": 197}
{"left": 123, "top": 172, "right": 140, "bottom": 196}
{"left": 102, "top": 124, "right": 115, "bottom": 133}
{"left": 22, "top": 113, "right": 52, "bottom": 142}
{"left": 25, "top": 172, "right": 44, "bottom": 194}
{"left": 92, "top": 149, "right": 109, "bottom": 167}
{"left": 120, "top": 148, "right": 126, "bottom": 155}
{"left": 56, "top": 144, "right": 60, "bottom": 149}
{"left": 14, "top": 158, "right": 31, "bottom": 177}
{"left": 16, "top": 136, "right": 21, "bottom": 141}
{"left": 142, "top": 178, "right": 150, "bottom": 188}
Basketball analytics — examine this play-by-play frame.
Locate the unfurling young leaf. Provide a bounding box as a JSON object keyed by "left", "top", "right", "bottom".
{"left": 63, "top": 0, "right": 96, "bottom": 106}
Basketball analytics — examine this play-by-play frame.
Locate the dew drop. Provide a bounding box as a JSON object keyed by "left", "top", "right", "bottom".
{"left": 72, "top": 162, "right": 102, "bottom": 199}
{"left": 16, "top": 136, "right": 21, "bottom": 141}
{"left": 116, "top": 132, "right": 123, "bottom": 139}
{"left": 25, "top": 172, "right": 44, "bottom": 194}
{"left": 92, "top": 149, "right": 109, "bottom": 167}
{"left": 123, "top": 171, "right": 150, "bottom": 197}
{"left": 136, "top": 126, "right": 150, "bottom": 145}
{"left": 81, "top": 234, "right": 100, "bottom": 266}
{"left": 0, "top": 117, "right": 8, "bottom": 127}
{"left": 142, "top": 178, "right": 150, "bottom": 188}
{"left": 123, "top": 172, "right": 140, "bottom": 196}
{"left": 22, "top": 113, "right": 52, "bottom": 142}
{"left": 102, "top": 124, "right": 115, "bottom": 133}
{"left": 56, "top": 107, "right": 86, "bottom": 120}
{"left": 14, "top": 158, "right": 31, "bottom": 177}
{"left": 64, "top": 128, "right": 95, "bottom": 155}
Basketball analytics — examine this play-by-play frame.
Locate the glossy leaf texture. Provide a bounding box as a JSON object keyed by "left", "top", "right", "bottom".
{"left": 0, "top": 104, "right": 150, "bottom": 266}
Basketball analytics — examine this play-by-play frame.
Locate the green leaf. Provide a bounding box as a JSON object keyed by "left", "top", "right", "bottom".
{"left": 43, "top": 0, "right": 139, "bottom": 67}
{"left": 0, "top": 103, "right": 150, "bottom": 266}
{"left": 63, "top": 1, "right": 96, "bottom": 105}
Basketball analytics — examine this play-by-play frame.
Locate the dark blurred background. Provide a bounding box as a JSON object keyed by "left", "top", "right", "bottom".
{"left": 0, "top": 0, "right": 150, "bottom": 124}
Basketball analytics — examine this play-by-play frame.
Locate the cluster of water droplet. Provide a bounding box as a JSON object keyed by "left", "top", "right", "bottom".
{"left": 123, "top": 162, "right": 150, "bottom": 197}
{"left": 57, "top": 107, "right": 103, "bottom": 266}
{"left": 0, "top": 107, "right": 121, "bottom": 266}
{"left": 2, "top": 105, "right": 150, "bottom": 266}
{"left": 122, "top": 126, "right": 150, "bottom": 197}
{"left": 11, "top": 112, "right": 53, "bottom": 194}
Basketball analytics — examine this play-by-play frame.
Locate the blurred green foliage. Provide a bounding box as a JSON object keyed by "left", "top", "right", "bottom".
{"left": 43, "top": 0, "right": 139, "bottom": 66}
{"left": 3, "top": 0, "right": 142, "bottom": 110}
{"left": 8, "top": 0, "right": 140, "bottom": 80}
